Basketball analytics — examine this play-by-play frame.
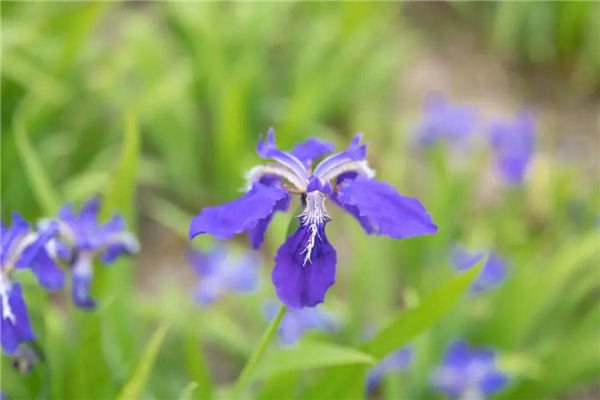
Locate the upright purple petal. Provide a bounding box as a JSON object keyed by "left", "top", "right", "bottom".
{"left": 272, "top": 223, "right": 336, "bottom": 309}
{"left": 290, "top": 138, "right": 335, "bottom": 166}
{"left": 190, "top": 182, "right": 290, "bottom": 241}
{"left": 0, "top": 283, "right": 36, "bottom": 355}
{"left": 312, "top": 133, "right": 368, "bottom": 180}
{"left": 256, "top": 128, "right": 309, "bottom": 181}
{"left": 15, "top": 221, "right": 58, "bottom": 269}
{"left": 334, "top": 175, "right": 437, "bottom": 238}
{"left": 1, "top": 212, "right": 30, "bottom": 266}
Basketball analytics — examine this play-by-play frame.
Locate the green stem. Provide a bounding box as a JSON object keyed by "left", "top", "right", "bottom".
{"left": 232, "top": 304, "right": 287, "bottom": 399}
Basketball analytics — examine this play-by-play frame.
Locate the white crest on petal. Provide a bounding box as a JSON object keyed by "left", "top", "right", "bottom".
{"left": 299, "top": 192, "right": 331, "bottom": 266}
{"left": 0, "top": 274, "right": 16, "bottom": 324}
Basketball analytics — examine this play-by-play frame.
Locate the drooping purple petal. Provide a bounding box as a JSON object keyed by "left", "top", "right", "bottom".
{"left": 272, "top": 223, "right": 336, "bottom": 309}
{"left": 15, "top": 220, "right": 58, "bottom": 270}
{"left": 256, "top": 128, "right": 309, "bottom": 182}
{"left": 189, "top": 182, "right": 290, "bottom": 241}
{"left": 290, "top": 138, "right": 335, "bottom": 166}
{"left": 334, "top": 175, "right": 437, "bottom": 238}
{"left": 247, "top": 180, "right": 291, "bottom": 249}
{"left": 0, "top": 283, "right": 36, "bottom": 355}
{"left": 71, "top": 253, "right": 96, "bottom": 309}
{"left": 28, "top": 248, "right": 66, "bottom": 291}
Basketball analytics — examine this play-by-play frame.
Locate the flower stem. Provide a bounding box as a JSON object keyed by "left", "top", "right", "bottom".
{"left": 232, "top": 304, "right": 287, "bottom": 399}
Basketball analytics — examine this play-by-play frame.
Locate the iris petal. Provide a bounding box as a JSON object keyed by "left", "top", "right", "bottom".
{"left": 29, "top": 248, "right": 66, "bottom": 291}
{"left": 335, "top": 175, "right": 437, "bottom": 238}
{"left": 256, "top": 128, "right": 309, "bottom": 182}
{"left": 290, "top": 138, "right": 335, "bottom": 166}
{"left": 189, "top": 182, "right": 290, "bottom": 241}
{"left": 0, "top": 283, "right": 36, "bottom": 355}
{"left": 272, "top": 223, "right": 336, "bottom": 309}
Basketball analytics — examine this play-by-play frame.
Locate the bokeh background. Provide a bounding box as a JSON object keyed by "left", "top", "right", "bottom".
{"left": 1, "top": 2, "right": 599, "bottom": 400}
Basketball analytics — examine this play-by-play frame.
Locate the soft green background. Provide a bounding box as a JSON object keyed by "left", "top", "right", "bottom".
{"left": 1, "top": 2, "right": 599, "bottom": 400}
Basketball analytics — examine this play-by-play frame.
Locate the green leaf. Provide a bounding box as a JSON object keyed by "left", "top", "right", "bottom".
{"left": 184, "top": 321, "right": 213, "bottom": 400}
{"left": 301, "top": 365, "right": 369, "bottom": 400}
{"left": 101, "top": 111, "right": 140, "bottom": 223}
{"left": 257, "top": 372, "right": 300, "bottom": 400}
{"left": 14, "top": 114, "right": 61, "bottom": 214}
{"left": 117, "top": 324, "right": 170, "bottom": 400}
{"left": 178, "top": 382, "right": 199, "bottom": 400}
{"left": 363, "top": 261, "right": 482, "bottom": 358}
{"left": 253, "top": 342, "right": 376, "bottom": 381}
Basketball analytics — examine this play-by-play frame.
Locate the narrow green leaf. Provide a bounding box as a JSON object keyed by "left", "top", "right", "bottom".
{"left": 101, "top": 111, "right": 139, "bottom": 222}
{"left": 14, "top": 115, "right": 61, "bottom": 214}
{"left": 117, "top": 324, "right": 170, "bottom": 400}
{"left": 363, "top": 261, "right": 483, "bottom": 358}
{"left": 253, "top": 342, "right": 376, "bottom": 381}
{"left": 178, "top": 382, "right": 199, "bottom": 400}
{"left": 148, "top": 194, "right": 196, "bottom": 241}
{"left": 301, "top": 365, "right": 369, "bottom": 400}
{"left": 184, "top": 321, "right": 213, "bottom": 400}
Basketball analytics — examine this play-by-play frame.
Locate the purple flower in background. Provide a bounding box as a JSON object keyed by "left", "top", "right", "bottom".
{"left": 56, "top": 197, "right": 139, "bottom": 309}
{"left": 487, "top": 110, "right": 536, "bottom": 186}
{"left": 366, "top": 347, "right": 413, "bottom": 392}
{"left": 431, "top": 340, "right": 509, "bottom": 399}
{"left": 1, "top": 212, "right": 60, "bottom": 355}
{"left": 414, "top": 93, "right": 478, "bottom": 148}
{"left": 189, "top": 129, "right": 437, "bottom": 309}
{"left": 450, "top": 245, "right": 506, "bottom": 293}
{"left": 264, "top": 301, "right": 337, "bottom": 345}
{"left": 188, "top": 245, "right": 260, "bottom": 305}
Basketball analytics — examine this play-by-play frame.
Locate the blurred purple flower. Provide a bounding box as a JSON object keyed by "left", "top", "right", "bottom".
{"left": 366, "top": 347, "right": 413, "bottom": 392}
{"left": 57, "top": 197, "right": 139, "bottom": 309}
{"left": 1, "top": 212, "right": 60, "bottom": 355}
{"left": 264, "top": 301, "right": 337, "bottom": 345}
{"left": 188, "top": 245, "right": 260, "bottom": 305}
{"left": 414, "top": 93, "right": 478, "bottom": 149}
{"left": 431, "top": 340, "right": 509, "bottom": 399}
{"left": 450, "top": 245, "right": 506, "bottom": 293}
{"left": 189, "top": 129, "right": 437, "bottom": 309}
{"left": 487, "top": 110, "right": 536, "bottom": 186}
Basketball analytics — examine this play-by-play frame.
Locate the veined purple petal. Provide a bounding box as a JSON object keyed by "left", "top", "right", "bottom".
{"left": 189, "top": 182, "right": 290, "bottom": 241}
{"left": 247, "top": 178, "right": 291, "bottom": 249}
{"left": 312, "top": 133, "right": 369, "bottom": 181}
{"left": 256, "top": 128, "right": 309, "bottom": 182}
{"left": 0, "top": 282, "right": 36, "bottom": 355}
{"left": 272, "top": 222, "right": 336, "bottom": 309}
{"left": 290, "top": 138, "right": 335, "bottom": 166}
{"left": 334, "top": 175, "right": 437, "bottom": 238}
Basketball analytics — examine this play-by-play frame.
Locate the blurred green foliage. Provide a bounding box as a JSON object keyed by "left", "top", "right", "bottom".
{"left": 2, "top": 2, "right": 599, "bottom": 400}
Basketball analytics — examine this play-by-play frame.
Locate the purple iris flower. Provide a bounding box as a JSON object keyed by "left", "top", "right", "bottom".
{"left": 487, "top": 110, "right": 536, "bottom": 186}
{"left": 264, "top": 301, "right": 337, "bottom": 345}
{"left": 56, "top": 197, "right": 139, "bottom": 309}
{"left": 450, "top": 245, "right": 506, "bottom": 293}
{"left": 1, "top": 212, "right": 60, "bottom": 355}
{"left": 189, "top": 129, "right": 437, "bottom": 309}
{"left": 431, "top": 340, "right": 509, "bottom": 400}
{"left": 366, "top": 347, "right": 413, "bottom": 392}
{"left": 188, "top": 245, "right": 260, "bottom": 305}
{"left": 414, "top": 93, "right": 478, "bottom": 148}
